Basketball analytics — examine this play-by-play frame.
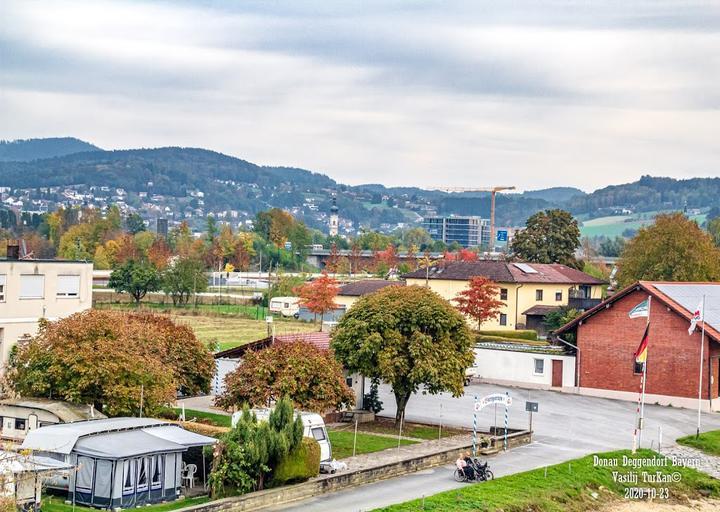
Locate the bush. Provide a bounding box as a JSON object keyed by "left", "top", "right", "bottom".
{"left": 271, "top": 437, "right": 321, "bottom": 486}
{"left": 479, "top": 329, "right": 538, "bottom": 341}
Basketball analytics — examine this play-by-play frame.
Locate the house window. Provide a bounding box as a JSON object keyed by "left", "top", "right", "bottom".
{"left": 634, "top": 361, "right": 645, "bottom": 375}
{"left": 345, "top": 377, "right": 353, "bottom": 387}
{"left": 15, "top": 418, "right": 26, "bottom": 430}
{"left": 499, "top": 313, "right": 507, "bottom": 326}
{"left": 500, "top": 288, "right": 508, "bottom": 301}
{"left": 534, "top": 359, "right": 545, "bottom": 375}
{"left": 535, "top": 290, "right": 543, "bottom": 301}
{"left": 57, "top": 275, "right": 81, "bottom": 298}
{"left": 19, "top": 275, "right": 44, "bottom": 299}
{"left": 0, "top": 275, "right": 6, "bottom": 302}
{"left": 555, "top": 291, "right": 563, "bottom": 301}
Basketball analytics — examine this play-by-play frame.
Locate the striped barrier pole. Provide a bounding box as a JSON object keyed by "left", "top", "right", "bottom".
{"left": 473, "top": 395, "right": 478, "bottom": 456}
{"left": 504, "top": 391, "right": 509, "bottom": 451}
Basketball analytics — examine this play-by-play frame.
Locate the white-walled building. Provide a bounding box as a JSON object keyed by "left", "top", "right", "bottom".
{"left": 0, "top": 257, "right": 93, "bottom": 365}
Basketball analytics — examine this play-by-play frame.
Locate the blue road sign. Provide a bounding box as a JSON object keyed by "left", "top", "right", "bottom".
{"left": 496, "top": 230, "right": 508, "bottom": 242}
{"left": 284, "top": 241, "right": 293, "bottom": 251}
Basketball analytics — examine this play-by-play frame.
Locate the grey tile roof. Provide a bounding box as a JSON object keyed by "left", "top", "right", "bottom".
{"left": 338, "top": 280, "right": 403, "bottom": 296}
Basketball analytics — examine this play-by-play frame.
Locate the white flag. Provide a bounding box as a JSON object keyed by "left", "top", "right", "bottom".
{"left": 688, "top": 300, "right": 703, "bottom": 335}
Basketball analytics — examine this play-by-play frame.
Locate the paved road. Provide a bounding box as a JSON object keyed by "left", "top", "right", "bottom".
{"left": 272, "top": 382, "right": 720, "bottom": 511}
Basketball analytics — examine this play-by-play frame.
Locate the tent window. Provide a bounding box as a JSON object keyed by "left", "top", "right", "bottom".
{"left": 151, "top": 455, "right": 162, "bottom": 489}
{"left": 76, "top": 456, "right": 95, "bottom": 492}
{"left": 123, "top": 459, "right": 135, "bottom": 495}
{"left": 137, "top": 457, "right": 149, "bottom": 492}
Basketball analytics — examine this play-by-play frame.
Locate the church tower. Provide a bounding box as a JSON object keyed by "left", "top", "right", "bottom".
{"left": 329, "top": 195, "right": 339, "bottom": 236}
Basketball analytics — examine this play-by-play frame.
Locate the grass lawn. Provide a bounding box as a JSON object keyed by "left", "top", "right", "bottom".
{"left": 41, "top": 496, "right": 210, "bottom": 512}
{"left": 677, "top": 430, "right": 720, "bottom": 456}
{"left": 357, "top": 418, "right": 466, "bottom": 441}
{"left": 174, "top": 407, "right": 231, "bottom": 428}
{"left": 328, "top": 429, "right": 418, "bottom": 459}
{"left": 375, "top": 449, "right": 720, "bottom": 511}
{"left": 579, "top": 211, "right": 706, "bottom": 238}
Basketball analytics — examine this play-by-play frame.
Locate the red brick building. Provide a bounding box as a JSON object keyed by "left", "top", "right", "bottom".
{"left": 556, "top": 281, "right": 720, "bottom": 411}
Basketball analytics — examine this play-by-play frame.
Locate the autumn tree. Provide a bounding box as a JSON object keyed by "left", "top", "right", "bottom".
{"left": 349, "top": 243, "right": 362, "bottom": 274}
{"left": 108, "top": 259, "right": 161, "bottom": 303}
{"left": 161, "top": 256, "right": 208, "bottom": 305}
{"left": 147, "top": 237, "right": 173, "bottom": 270}
{"left": 215, "top": 340, "right": 354, "bottom": 413}
{"left": 454, "top": 276, "right": 505, "bottom": 330}
{"left": 325, "top": 243, "right": 341, "bottom": 274}
{"left": 294, "top": 273, "right": 339, "bottom": 325}
{"left": 510, "top": 209, "right": 581, "bottom": 267}
{"left": 617, "top": 212, "right": 720, "bottom": 287}
{"left": 332, "top": 286, "right": 473, "bottom": 425}
{"left": 8, "top": 310, "right": 215, "bottom": 415}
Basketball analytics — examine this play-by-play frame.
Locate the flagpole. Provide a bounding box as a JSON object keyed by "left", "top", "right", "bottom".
{"left": 638, "top": 295, "right": 651, "bottom": 449}
{"left": 697, "top": 294, "right": 706, "bottom": 438}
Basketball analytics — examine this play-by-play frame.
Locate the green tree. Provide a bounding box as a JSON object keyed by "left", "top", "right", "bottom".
{"left": 510, "top": 209, "right": 581, "bottom": 266}
{"left": 544, "top": 307, "right": 581, "bottom": 341}
{"left": 617, "top": 212, "right": 720, "bottom": 287}
{"left": 331, "top": 286, "right": 474, "bottom": 425}
{"left": 126, "top": 213, "right": 146, "bottom": 234}
{"left": 707, "top": 217, "right": 720, "bottom": 247}
{"left": 402, "top": 227, "right": 433, "bottom": 250}
{"left": 161, "top": 256, "right": 208, "bottom": 305}
{"left": 108, "top": 260, "right": 161, "bottom": 304}
{"left": 208, "top": 397, "right": 305, "bottom": 496}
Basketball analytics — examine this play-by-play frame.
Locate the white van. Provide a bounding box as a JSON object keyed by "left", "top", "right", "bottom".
{"left": 232, "top": 409, "right": 332, "bottom": 463}
{"left": 268, "top": 296, "right": 300, "bottom": 318}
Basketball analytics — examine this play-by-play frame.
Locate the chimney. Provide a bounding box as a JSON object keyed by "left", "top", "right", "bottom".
{"left": 6, "top": 241, "right": 20, "bottom": 260}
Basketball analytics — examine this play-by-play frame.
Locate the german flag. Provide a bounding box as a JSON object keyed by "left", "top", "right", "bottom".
{"left": 634, "top": 324, "right": 649, "bottom": 364}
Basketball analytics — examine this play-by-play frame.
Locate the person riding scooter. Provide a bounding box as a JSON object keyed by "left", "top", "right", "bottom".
{"left": 456, "top": 452, "right": 475, "bottom": 480}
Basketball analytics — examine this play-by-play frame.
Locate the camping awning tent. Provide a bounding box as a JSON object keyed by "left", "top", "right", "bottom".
{"left": 20, "top": 418, "right": 216, "bottom": 509}
{"left": 0, "top": 451, "right": 73, "bottom": 505}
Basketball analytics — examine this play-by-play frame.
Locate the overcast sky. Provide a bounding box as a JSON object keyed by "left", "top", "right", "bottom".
{"left": 1, "top": 1, "right": 718, "bottom": 191}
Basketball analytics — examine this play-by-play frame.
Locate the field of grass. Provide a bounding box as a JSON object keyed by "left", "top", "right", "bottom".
{"left": 579, "top": 212, "right": 707, "bottom": 238}
{"left": 173, "top": 407, "right": 232, "bottom": 428}
{"left": 375, "top": 449, "right": 720, "bottom": 511}
{"left": 356, "top": 419, "right": 466, "bottom": 441}
{"left": 41, "top": 496, "right": 210, "bottom": 512}
{"left": 677, "top": 430, "right": 720, "bottom": 456}
{"left": 96, "top": 301, "right": 270, "bottom": 319}
{"left": 174, "top": 314, "right": 318, "bottom": 351}
{"left": 327, "top": 429, "right": 418, "bottom": 459}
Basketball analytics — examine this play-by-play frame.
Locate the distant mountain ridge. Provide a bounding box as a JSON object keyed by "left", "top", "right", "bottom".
{"left": 0, "top": 138, "right": 716, "bottom": 231}
{"left": 0, "top": 137, "right": 101, "bottom": 161}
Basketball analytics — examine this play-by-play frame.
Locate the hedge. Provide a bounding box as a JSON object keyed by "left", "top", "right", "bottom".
{"left": 271, "top": 437, "right": 321, "bottom": 487}
{"left": 478, "top": 329, "right": 538, "bottom": 341}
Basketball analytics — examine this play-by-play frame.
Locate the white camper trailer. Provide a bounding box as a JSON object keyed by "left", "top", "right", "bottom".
{"left": 268, "top": 297, "right": 300, "bottom": 318}
{"left": 232, "top": 409, "right": 332, "bottom": 463}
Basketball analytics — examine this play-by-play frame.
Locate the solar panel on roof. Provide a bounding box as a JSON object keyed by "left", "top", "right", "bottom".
{"left": 513, "top": 263, "right": 538, "bottom": 274}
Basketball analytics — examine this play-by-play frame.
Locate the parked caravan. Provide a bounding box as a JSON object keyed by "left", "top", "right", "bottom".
{"left": 268, "top": 297, "right": 300, "bottom": 318}
{"left": 232, "top": 409, "right": 332, "bottom": 462}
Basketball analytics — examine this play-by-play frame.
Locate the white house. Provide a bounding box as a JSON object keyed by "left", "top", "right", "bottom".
{"left": 0, "top": 253, "right": 93, "bottom": 365}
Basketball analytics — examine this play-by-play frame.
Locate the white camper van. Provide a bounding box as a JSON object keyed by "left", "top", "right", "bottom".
{"left": 232, "top": 409, "right": 332, "bottom": 463}
{"left": 268, "top": 296, "right": 300, "bottom": 318}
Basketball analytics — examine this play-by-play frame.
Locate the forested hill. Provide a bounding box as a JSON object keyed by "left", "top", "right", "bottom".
{"left": 0, "top": 137, "right": 100, "bottom": 161}
{"left": 567, "top": 175, "right": 720, "bottom": 215}
{"left": 0, "top": 147, "right": 337, "bottom": 195}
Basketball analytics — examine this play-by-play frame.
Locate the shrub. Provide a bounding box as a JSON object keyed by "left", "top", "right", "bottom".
{"left": 479, "top": 329, "right": 538, "bottom": 341}
{"left": 271, "top": 437, "right": 321, "bottom": 486}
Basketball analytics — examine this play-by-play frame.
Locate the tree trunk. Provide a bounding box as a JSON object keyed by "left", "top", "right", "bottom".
{"left": 393, "top": 389, "right": 412, "bottom": 427}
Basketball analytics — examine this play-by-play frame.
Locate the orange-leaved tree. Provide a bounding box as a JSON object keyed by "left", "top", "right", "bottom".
{"left": 215, "top": 340, "right": 355, "bottom": 413}
{"left": 8, "top": 310, "right": 215, "bottom": 415}
{"left": 454, "top": 276, "right": 505, "bottom": 330}
{"left": 294, "top": 273, "right": 339, "bottom": 326}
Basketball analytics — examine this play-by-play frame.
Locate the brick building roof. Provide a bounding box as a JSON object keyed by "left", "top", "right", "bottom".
{"left": 338, "top": 279, "right": 403, "bottom": 296}
{"left": 555, "top": 281, "right": 720, "bottom": 342}
{"left": 402, "top": 261, "right": 604, "bottom": 285}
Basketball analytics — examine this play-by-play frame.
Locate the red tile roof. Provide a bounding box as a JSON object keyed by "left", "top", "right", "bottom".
{"left": 214, "top": 331, "right": 330, "bottom": 359}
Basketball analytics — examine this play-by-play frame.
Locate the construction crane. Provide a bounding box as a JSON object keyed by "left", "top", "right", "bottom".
{"left": 433, "top": 186, "right": 516, "bottom": 250}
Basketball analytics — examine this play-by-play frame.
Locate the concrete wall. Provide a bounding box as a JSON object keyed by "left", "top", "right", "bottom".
{"left": 405, "top": 279, "right": 602, "bottom": 331}
{"left": 0, "top": 260, "right": 93, "bottom": 364}
{"left": 576, "top": 289, "right": 720, "bottom": 402}
{"left": 474, "top": 347, "right": 576, "bottom": 389}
